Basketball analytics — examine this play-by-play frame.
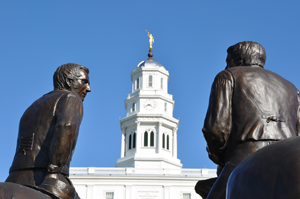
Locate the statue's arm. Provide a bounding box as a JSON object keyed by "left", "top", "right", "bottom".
{"left": 202, "top": 70, "right": 233, "bottom": 166}
{"left": 48, "top": 92, "right": 83, "bottom": 173}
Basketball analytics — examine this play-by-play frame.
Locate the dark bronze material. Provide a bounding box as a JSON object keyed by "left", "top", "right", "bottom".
{"left": 18, "top": 133, "right": 34, "bottom": 155}
{"left": 227, "top": 136, "right": 300, "bottom": 199}
{"left": 2, "top": 63, "right": 91, "bottom": 199}
{"left": 195, "top": 177, "right": 217, "bottom": 199}
{"left": 196, "top": 41, "right": 300, "bottom": 199}
{"left": 0, "top": 182, "right": 53, "bottom": 199}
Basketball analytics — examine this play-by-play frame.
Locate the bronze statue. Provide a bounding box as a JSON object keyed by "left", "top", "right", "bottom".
{"left": 226, "top": 136, "right": 300, "bottom": 199}
{"left": 2, "top": 63, "right": 91, "bottom": 199}
{"left": 196, "top": 41, "right": 300, "bottom": 199}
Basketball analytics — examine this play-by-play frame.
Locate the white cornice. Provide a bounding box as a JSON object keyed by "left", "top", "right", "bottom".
{"left": 70, "top": 167, "right": 217, "bottom": 179}
{"left": 115, "top": 156, "right": 182, "bottom": 167}
{"left": 125, "top": 93, "right": 174, "bottom": 104}
{"left": 120, "top": 114, "right": 179, "bottom": 129}
{"left": 131, "top": 66, "right": 169, "bottom": 77}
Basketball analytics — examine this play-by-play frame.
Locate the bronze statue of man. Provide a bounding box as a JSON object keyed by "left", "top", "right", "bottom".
{"left": 5, "top": 63, "right": 91, "bottom": 199}
{"left": 199, "top": 41, "right": 300, "bottom": 199}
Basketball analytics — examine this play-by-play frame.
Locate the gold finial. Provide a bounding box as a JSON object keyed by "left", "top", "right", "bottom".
{"left": 146, "top": 30, "right": 154, "bottom": 49}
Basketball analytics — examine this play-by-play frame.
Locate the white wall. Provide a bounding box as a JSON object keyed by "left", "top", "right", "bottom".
{"left": 70, "top": 167, "right": 217, "bottom": 199}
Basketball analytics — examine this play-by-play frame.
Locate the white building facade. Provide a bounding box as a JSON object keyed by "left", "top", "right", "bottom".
{"left": 70, "top": 167, "right": 216, "bottom": 199}
{"left": 70, "top": 55, "right": 216, "bottom": 199}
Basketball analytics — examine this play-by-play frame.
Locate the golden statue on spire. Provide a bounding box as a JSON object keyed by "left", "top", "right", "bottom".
{"left": 146, "top": 30, "right": 154, "bottom": 49}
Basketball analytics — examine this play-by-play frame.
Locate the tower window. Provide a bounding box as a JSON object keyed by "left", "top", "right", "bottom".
{"left": 136, "top": 78, "right": 140, "bottom": 89}
{"left": 150, "top": 131, "right": 154, "bottom": 147}
{"left": 149, "top": 75, "right": 153, "bottom": 87}
{"left": 144, "top": 131, "right": 148, "bottom": 146}
{"left": 167, "top": 135, "right": 170, "bottom": 150}
{"left": 182, "top": 193, "right": 191, "bottom": 199}
{"left": 162, "top": 133, "right": 165, "bottom": 149}
{"left": 132, "top": 103, "right": 135, "bottom": 112}
{"left": 129, "top": 134, "right": 132, "bottom": 150}
{"left": 161, "top": 78, "right": 163, "bottom": 89}
{"left": 133, "top": 133, "right": 136, "bottom": 148}
{"left": 164, "top": 102, "right": 167, "bottom": 112}
{"left": 106, "top": 192, "right": 114, "bottom": 199}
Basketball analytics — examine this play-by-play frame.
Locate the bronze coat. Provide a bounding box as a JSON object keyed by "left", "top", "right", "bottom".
{"left": 203, "top": 66, "right": 300, "bottom": 166}
{"left": 9, "top": 90, "right": 83, "bottom": 176}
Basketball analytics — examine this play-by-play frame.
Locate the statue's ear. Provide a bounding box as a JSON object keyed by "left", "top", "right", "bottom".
{"left": 227, "top": 58, "right": 236, "bottom": 68}
{"left": 66, "top": 78, "right": 73, "bottom": 88}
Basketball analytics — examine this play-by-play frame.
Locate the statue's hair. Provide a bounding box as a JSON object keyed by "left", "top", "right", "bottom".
{"left": 53, "top": 63, "right": 89, "bottom": 90}
{"left": 226, "top": 41, "right": 266, "bottom": 68}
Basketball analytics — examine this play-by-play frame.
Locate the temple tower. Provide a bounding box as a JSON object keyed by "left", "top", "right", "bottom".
{"left": 115, "top": 48, "right": 181, "bottom": 169}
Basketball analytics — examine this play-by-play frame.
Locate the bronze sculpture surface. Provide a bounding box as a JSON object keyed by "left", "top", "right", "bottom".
{"left": 226, "top": 136, "right": 300, "bottom": 199}
{"left": 196, "top": 41, "right": 300, "bottom": 199}
{"left": 2, "top": 63, "right": 91, "bottom": 199}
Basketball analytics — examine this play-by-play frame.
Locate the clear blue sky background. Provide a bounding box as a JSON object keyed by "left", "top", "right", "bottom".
{"left": 1, "top": 1, "right": 300, "bottom": 182}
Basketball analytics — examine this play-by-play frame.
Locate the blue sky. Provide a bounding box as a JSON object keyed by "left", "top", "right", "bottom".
{"left": 1, "top": 1, "right": 300, "bottom": 181}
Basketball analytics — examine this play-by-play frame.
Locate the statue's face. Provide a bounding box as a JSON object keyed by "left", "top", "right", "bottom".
{"left": 69, "top": 70, "right": 91, "bottom": 101}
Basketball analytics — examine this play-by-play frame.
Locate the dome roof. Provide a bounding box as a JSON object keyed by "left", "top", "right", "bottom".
{"left": 137, "top": 59, "right": 163, "bottom": 68}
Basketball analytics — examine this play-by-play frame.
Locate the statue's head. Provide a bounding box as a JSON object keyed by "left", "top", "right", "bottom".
{"left": 53, "top": 63, "right": 91, "bottom": 101}
{"left": 226, "top": 41, "right": 266, "bottom": 69}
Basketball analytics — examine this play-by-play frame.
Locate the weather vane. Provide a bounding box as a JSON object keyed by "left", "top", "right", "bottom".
{"left": 146, "top": 30, "right": 154, "bottom": 49}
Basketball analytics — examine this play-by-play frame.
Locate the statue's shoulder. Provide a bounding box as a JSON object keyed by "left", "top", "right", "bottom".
{"left": 46, "top": 90, "right": 82, "bottom": 101}
{"left": 214, "top": 69, "right": 233, "bottom": 80}
{"left": 55, "top": 91, "right": 83, "bottom": 106}
{"left": 42, "top": 91, "right": 83, "bottom": 112}
{"left": 225, "top": 66, "right": 266, "bottom": 78}
{"left": 51, "top": 91, "right": 83, "bottom": 117}
{"left": 62, "top": 90, "right": 81, "bottom": 99}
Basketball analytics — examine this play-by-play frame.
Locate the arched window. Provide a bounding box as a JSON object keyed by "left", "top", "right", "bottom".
{"left": 144, "top": 131, "right": 148, "bottom": 146}
{"left": 132, "top": 103, "right": 135, "bottom": 112}
{"left": 162, "top": 133, "right": 165, "bottom": 148}
{"left": 149, "top": 75, "right": 153, "bottom": 87}
{"left": 133, "top": 133, "right": 136, "bottom": 148}
{"left": 164, "top": 102, "right": 167, "bottom": 112}
{"left": 129, "top": 134, "right": 132, "bottom": 150}
{"left": 150, "top": 131, "right": 154, "bottom": 147}
{"left": 167, "top": 135, "right": 170, "bottom": 150}
{"left": 161, "top": 78, "right": 163, "bottom": 89}
{"left": 136, "top": 78, "right": 139, "bottom": 89}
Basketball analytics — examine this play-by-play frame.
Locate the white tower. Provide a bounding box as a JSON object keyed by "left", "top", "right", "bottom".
{"left": 115, "top": 51, "right": 182, "bottom": 169}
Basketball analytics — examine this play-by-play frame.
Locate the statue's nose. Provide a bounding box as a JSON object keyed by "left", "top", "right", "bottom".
{"left": 86, "top": 84, "right": 91, "bottom": 92}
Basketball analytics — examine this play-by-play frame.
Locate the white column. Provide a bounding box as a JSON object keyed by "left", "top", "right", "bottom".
{"left": 157, "top": 121, "right": 162, "bottom": 154}
{"left": 135, "top": 121, "right": 141, "bottom": 153}
{"left": 125, "top": 185, "right": 132, "bottom": 199}
{"left": 123, "top": 185, "right": 126, "bottom": 199}
{"left": 121, "top": 127, "right": 126, "bottom": 158}
{"left": 86, "top": 185, "right": 94, "bottom": 199}
{"left": 132, "top": 80, "right": 134, "bottom": 92}
{"left": 164, "top": 186, "right": 171, "bottom": 199}
{"left": 172, "top": 127, "right": 178, "bottom": 158}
